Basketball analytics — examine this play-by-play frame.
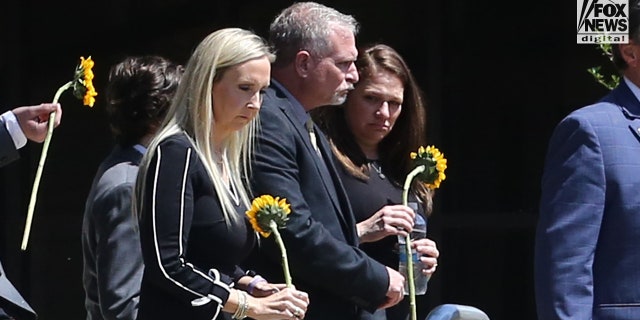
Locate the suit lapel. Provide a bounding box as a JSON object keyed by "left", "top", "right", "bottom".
{"left": 314, "top": 124, "right": 357, "bottom": 242}
{"left": 605, "top": 81, "right": 640, "bottom": 144}
{"left": 269, "top": 86, "right": 353, "bottom": 238}
{"left": 283, "top": 108, "right": 349, "bottom": 223}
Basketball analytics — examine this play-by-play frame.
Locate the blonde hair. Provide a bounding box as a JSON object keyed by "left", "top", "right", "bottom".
{"left": 135, "top": 28, "right": 274, "bottom": 225}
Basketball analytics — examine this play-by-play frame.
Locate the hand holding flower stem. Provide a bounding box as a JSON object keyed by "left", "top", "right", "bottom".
{"left": 21, "top": 81, "right": 72, "bottom": 250}
{"left": 21, "top": 56, "right": 97, "bottom": 250}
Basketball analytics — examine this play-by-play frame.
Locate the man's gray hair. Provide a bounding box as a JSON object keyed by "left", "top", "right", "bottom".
{"left": 269, "top": 2, "right": 359, "bottom": 67}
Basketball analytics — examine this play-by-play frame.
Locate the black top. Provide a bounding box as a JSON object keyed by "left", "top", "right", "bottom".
{"left": 336, "top": 159, "right": 424, "bottom": 320}
{"left": 341, "top": 161, "right": 405, "bottom": 267}
{"left": 137, "top": 133, "right": 255, "bottom": 320}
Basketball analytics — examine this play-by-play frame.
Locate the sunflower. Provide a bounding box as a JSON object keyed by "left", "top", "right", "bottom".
{"left": 72, "top": 56, "right": 98, "bottom": 107}
{"left": 246, "top": 195, "right": 291, "bottom": 238}
{"left": 245, "top": 194, "right": 293, "bottom": 287}
{"left": 410, "top": 145, "right": 447, "bottom": 189}
{"left": 22, "top": 55, "right": 98, "bottom": 250}
{"left": 402, "top": 145, "right": 447, "bottom": 320}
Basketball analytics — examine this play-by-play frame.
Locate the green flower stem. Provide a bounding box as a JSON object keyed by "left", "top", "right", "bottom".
{"left": 402, "top": 165, "right": 426, "bottom": 320}
{"left": 269, "top": 220, "right": 292, "bottom": 288}
{"left": 21, "top": 81, "right": 73, "bottom": 251}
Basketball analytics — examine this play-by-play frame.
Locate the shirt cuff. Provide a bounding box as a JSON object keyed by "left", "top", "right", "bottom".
{"left": 1, "top": 111, "right": 27, "bottom": 149}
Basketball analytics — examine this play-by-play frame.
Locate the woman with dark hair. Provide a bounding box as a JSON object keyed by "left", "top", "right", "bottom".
{"left": 82, "top": 55, "right": 184, "bottom": 320}
{"left": 313, "top": 44, "right": 439, "bottom": 320}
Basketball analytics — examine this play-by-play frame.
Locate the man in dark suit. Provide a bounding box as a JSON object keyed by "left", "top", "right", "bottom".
{"left": 0, "top": 102, "right": 61, "bottom": 320}
{"left": 535, "top": 2, "right": 640, "bottom": 319}
{"left": 81, "top": 56, "right": 182, "bottom": 320}
{"left": 245, "top": 2, "right": 405, "bottom": 319}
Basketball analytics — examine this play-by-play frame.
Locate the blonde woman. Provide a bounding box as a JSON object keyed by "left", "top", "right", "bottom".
{"left": 134, "top": 28, "right": 309, "bottom": 320}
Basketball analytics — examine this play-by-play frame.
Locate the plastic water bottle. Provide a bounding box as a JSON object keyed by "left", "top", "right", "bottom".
{"left": 398, "top": 202, "right": 429, "bottom": 295}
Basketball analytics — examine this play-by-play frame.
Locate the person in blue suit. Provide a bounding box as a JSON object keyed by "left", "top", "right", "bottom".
{"left": 535, "top": 1, "right": 640, "bottom": 318}
{"left": 0, "top": 102, "right": 61, "bottom": 319}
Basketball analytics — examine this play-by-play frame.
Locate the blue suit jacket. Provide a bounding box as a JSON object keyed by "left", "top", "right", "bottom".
{"left": 0, "top": 119, "right": 36, "bottom": 320}
{"left": 244, "top": 84, "right": 389, "bottom": 320}
{"left": 535, "top": 80, "right": 640, "bottom": 319}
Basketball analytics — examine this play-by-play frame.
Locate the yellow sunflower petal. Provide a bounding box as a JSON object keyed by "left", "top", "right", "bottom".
{"left": 259, "top": 230, "right": 272, "bottom": 238}
{"left": 283, "top": 204, "right": 291, "bottom": 215}
{"left": 84, "top": 69, "right": 94, "bottom": 81}
{"left": 247, "top": 194, "right": 292, "bottom": 236}
{"left": 81, "top": 56, "right": 95, "bottom": 70}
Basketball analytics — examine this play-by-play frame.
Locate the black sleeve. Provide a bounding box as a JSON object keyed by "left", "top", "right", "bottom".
{"left": 139, "top": 137, "right": 233, "bottom": 315}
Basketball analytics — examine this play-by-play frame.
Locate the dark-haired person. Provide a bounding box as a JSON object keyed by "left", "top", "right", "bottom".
{"left": 312, "top": 43, "right": 439, "bottom": 320}
{"left": 0, "top": 102, "right": 61, "bottom": 320}
{"left": 81, "top": 55, "right": 183, "bottom": 320}
{"left": 535, "top": 1, "right": 640, "bottom": 319}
